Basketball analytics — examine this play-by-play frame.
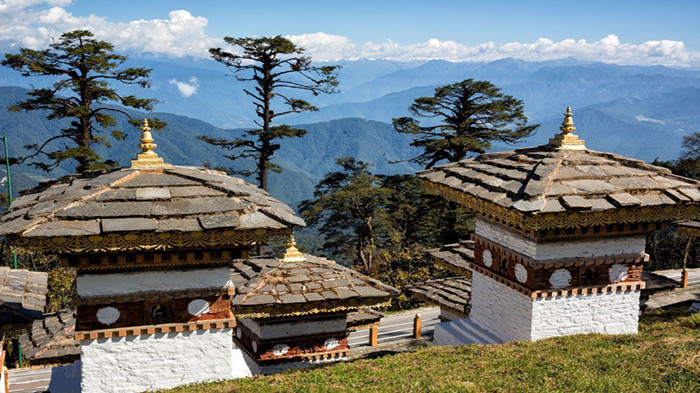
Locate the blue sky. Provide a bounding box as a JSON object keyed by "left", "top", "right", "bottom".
{"left": 69, "top": 0, "right": 700, "bottom": 49}
{"left": 1, "top": 0, "right": 698, "bottom": 66}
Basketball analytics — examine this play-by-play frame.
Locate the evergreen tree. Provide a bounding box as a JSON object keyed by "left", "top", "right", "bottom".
{"left": 393, "top": 79, "right": 538, "bottom": 169}
{"left": 200, "top": 36, "right": 339, "bottom": 190}
{"left": 300, "top": 158, "right": 389, "bottom": 271}
{"left": 2, "top": 30, "right": 159, "bottom": 172}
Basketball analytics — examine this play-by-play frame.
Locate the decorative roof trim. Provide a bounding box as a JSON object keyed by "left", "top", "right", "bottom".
{"left": 233, "top": 298, "right": 392, "bottom": 319}
{"left": 423, "top": 180, "right": 698, "bottom": 232}
{"left": 75, "top": 317, "right": 236, "bottom": 340}
{"left": 10, "top": 228, "right": 291, "bottom": 254}
{"left": 677, "top": 220, "right": 700, "bottom": 237}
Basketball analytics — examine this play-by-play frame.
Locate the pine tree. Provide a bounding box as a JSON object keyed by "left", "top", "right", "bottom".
{"left": 393, "top": 79, "right": 538, "bottom": 169}
{"left": 2, "top": 30, "right": 160, "bottom": 172}
{"left": 299, "top": 158, "right": 389, "bottom": 271}
{"left": 200, "top": 36, "right": 339, "bottom": 190}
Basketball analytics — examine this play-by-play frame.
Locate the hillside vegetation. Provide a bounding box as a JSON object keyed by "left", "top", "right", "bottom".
{"left": 161, "top": 309, "right": 700, "bottom": 393}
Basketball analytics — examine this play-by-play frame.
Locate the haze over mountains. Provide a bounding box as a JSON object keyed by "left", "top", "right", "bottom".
{"left": 0, "top": 56, "right": 699, "bottom": 205}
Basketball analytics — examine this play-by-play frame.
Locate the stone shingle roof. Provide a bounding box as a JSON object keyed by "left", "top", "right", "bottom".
{"left": 407, "top": 277, "right": 471, "bottom": 317}
{"left": 231, "top": 254, "right": 397, "bottom": 318}
{"left": 418, "top": 146, "right": 699, "bottom": 215}
{"left": 426, "top": 241, "right": 474, "bottom": 276}
{"left": 0, "top": 267, "right": 47, "bottom": 324}
{"left": 347, "top": 308, "right": 383, "bottom": 330}
{"left": 19, "top": 310, "right": 79, "bottom": 363}
{"left": 0, "top": 165, "right": 304, "bottom": 241}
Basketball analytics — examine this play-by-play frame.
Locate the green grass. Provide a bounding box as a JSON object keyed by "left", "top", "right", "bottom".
{"left": 162, "top": 309, "right": 700, "bottom": 393}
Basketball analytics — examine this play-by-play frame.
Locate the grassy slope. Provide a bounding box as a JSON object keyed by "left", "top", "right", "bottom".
{"left": 162, "top": 309, "right": 700, "bottom": 393}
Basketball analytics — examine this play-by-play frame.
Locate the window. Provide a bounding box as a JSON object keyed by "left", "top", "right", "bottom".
{"left": 581, "top": 267, "right": 595, "bottom": 286}
{"left": 148, "top": 303, "right": 173, "bottom": 325}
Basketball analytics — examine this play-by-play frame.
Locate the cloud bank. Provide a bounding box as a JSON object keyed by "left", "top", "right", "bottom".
{"left": 1, "top": 1, "right": 699, "bottom": 67}
{"left": 286, "top": 32, "right": 700, "bottom": 67}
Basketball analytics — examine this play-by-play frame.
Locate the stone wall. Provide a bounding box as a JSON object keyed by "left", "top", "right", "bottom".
{"left": 469, "top": 271, "right": 533, "bottom": 342}
{"left": 80, "top": 328, "right": 250, "bottom": 393}
{"left": 475, "top": 219, "right": 646, "bottom": 261}
{"left": 531, "top": 290, "right": 640, "bottom": 340}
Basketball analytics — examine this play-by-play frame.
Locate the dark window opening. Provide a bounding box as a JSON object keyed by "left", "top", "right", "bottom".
{"left": 581, "top": 268, "right": 595, "bottom": 286}
{"left": 149, "top": 304, "right": 172, "bottom": 325}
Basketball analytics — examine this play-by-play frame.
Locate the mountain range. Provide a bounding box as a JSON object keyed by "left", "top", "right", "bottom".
{"left": 0, "top": 56, "right": 699, "bottom": 206}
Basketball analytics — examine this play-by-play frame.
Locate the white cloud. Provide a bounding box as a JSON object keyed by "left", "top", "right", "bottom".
{"left": 0, "top": 2, "right": 219, "bottom": 55}
{"left": 169, "top": 76, "right": 199, "bottom": 98}
{"left": 0, "top": 2, "right": 698, "bottom": 67}
{"left": 285, "top": 32, "right": 700, "bottom": 67}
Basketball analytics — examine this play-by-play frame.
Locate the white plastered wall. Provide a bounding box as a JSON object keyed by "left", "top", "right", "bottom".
{"left": 469, "top": 271, "right": 533, "bottom": 342}
{"left": 77, "top": 267, "right": 233, "bottom": 297}
{"left": 530, "top": 290, "right": 640, "bottom": 340}
{"left": 470, "top": 272, "right": 640, "bottom": 342}
{"left": 475, "top": 219, "right": 646, "bottom": 261}
{"left": 80, "top": 328, "right": 251, "bottom": 393}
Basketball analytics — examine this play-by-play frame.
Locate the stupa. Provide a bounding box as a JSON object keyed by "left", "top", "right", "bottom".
{"left": 0, "top": 120, "right": 395, "bottom": 392}
{"left": 415, "top": 107, "right": 699, "bottom": 344}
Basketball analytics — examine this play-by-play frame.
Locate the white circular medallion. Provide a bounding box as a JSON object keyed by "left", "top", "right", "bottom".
{"left": 608, "top": 264, "right": 628, "bottom": 283}
{"left": 514, "top": 264, "right": 528, "bottom": 283}
{"left": 324, "top": 338, "right": 340, "bottom": 350}
{"left": 549, "top": 269, "right": 572, "bottom": 288}
{"left": 272, "top": 344, "right": 290, "bottom": 357}
{"left": 96, "top": 307, "right": 120, "bottom": 325}
{"left": 187, "top": 299, "right": 210, "bottom": 317}
{"left": 483, "top": 250, "right": 493, "bottom": 267}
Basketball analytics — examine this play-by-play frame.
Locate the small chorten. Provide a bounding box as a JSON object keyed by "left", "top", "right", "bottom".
{"left": 283, "top": 234, "right": 305, "bottom": 262}
{"left": 549, "top": 106, "right": 586, "bottom": 150}
{"left": 131, "top": 118, "right": 165, "bottom": 168}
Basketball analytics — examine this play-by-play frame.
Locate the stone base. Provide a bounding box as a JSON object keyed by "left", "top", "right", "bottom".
{"left": 469, "top": 271, "right": 640, "bottom": 343}
{"left": 80, "top": 328, "right": 251, "bottom": 393}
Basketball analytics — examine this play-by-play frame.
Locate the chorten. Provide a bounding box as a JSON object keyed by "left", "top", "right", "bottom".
{"left": 0, "top": 121, "right": 396, "bottom": 392}
{"left": 417, "top": 107, "right": 699, "bottom": 344}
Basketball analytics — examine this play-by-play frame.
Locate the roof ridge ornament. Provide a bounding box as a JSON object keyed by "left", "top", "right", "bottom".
{"left": 283, "top": 234, "right": 305, "bottom": 262}
{"left": 549, "top": 106, "right": 586, "bottom": 150}
{"left": 131, "top": 119, "right": 165, "bottom": 168}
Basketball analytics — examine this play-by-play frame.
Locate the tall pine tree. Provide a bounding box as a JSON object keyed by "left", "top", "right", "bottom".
{"left": 2, "top": 30, "right": 160, "bottom": 172}
{"left": 200, "top": 36, "right": 339, "bottom": 190}
{"left": 393, "top": 79, "right": 538, "bottom": 169}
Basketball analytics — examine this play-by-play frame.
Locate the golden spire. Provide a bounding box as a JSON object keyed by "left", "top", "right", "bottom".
{"left": 131, "top": 119, "right": 165, "bottom": 168}
{"left": 282, "top": 234, "right": 305, "bottom": 262}
{"left": 549, "top": 106, "right": 586, "bottom": 150}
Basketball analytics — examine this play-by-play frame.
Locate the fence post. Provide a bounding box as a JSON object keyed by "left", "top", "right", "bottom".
{"left": 369, "top": 326, "right": 378, "bottom": 347}
{"left": 413, "top": 313, "right": 422, "bottom": 339}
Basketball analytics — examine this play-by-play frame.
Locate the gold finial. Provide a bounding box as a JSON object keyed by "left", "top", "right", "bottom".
{"left": 560, "top": 106, "right": 575, "bottom": 134}
{"left": 549, "top": 106, "right": 586, "bottom": 150}
{"left": 131, "top": 118, "right": 165, "bottom": 168}
{"left": 282, "top": 234, "right": 305, "bottom": 262}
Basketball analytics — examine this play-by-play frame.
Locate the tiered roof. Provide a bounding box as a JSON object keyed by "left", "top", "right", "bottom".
{"left": 418, "top": 108, "right": 699, "bottom": 232}
{"left": 0, "top": 166, "right": 303, "bottom": 253}
{"left": 0, "top": 267, "right": 47, "bottom": 324}
{"left": 407, "top": 277, "right": 471, "bottom": 318}
{"left": 426, "top": 241, "right": 474, "bottom": 276}
{"left": 19, "top": 310, "right": 79, "bottom": 364}
{"left": 231, "top": 254, "right": 397, "bottom": 318}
